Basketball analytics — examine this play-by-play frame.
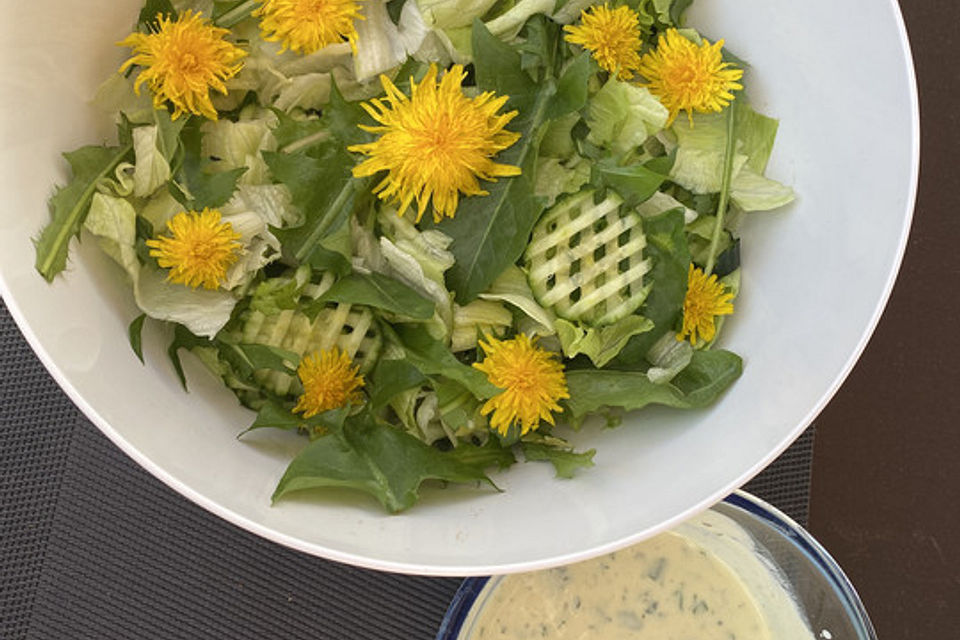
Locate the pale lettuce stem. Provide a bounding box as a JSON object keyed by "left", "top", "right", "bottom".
{"left": 704, "top": 100, "right": 737, "bottom": 276}
{"left": 281, "top": 130, "right": 331, "bottom": 155}
{"left": 214, "top": 0, "right": 258, "bottom": 28}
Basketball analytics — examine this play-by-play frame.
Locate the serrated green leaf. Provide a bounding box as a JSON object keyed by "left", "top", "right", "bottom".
{"left": 520, "top": 441, "right": 595, "bottom": 478}
{"left": 128, "top": 314, "right": 147, "bottom": 363}
{"left": 387, "top": 324, "right": 500, "bottom": 399}
{"left": 565, "top": 349, "right": 742, "bottom": 420}
{"left": 270, "top": 109, "right": 330, "bottom": 154}
{"left": 138, "top": 0, "right": 176, "bottom": 31}
{"left": 263, "top": 147, "right": 367, "bottom": 267}
{"left": 446, "top": 438, "right": 517, "bottom": 471}
{"left": 545, "top": 53, "right": 592, "bottom": 120}
{"left": 167, "top": 323, "right": 212, "bottom": 391}
{"left": 608, "top": 207, "right": 690, "bottom": 368}
{"left": 369, "top": 359, "right": 428, "bottom": 410}
{"left": 176, "top": 120, "right": 246, "bottom": 209}
{"left": 592, "top": 157, "right": 670, "bottom": 208}
{"left": 272, "top": 410, "right": 497, "bottom": 512}
{"left": 324, "top": 80, "right": 374, "bottom": 147}
{"left": 436, "top": 21, "right": 554, "bottom": 303}
{"left": 35, "top": 143, "right": 134, "bottom": 281}
{"left": 309, "top": 272, "right": 435, "bottom": 320}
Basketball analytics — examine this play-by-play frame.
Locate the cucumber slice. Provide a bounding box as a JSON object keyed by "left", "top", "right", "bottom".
{"left": 525, "top": 189, "right": 652, "bottom": 326}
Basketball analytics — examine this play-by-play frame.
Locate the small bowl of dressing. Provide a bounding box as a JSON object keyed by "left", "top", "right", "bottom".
{"left": 436, "top": 491, "right": 876, "bottom": 640}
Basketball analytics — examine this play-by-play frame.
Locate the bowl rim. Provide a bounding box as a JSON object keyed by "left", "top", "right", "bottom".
{"left": 434, "top": 490, "right": 879, "bottom": 640}
{"left": 0, "top": 0, "right": 920, "bottom": 576}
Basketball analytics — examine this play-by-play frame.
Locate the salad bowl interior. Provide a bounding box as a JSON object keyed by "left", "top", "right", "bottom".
{"left": 0, "top": 0, "right": 917, "bottom": 575}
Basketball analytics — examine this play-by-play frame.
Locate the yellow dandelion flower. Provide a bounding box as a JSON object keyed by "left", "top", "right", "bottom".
{"left": 254, "top": 0, "right": 365, "bottom": 55}
{"left": 349, "top": 64, "right": 522, "bottom": 223}
{"left": 473, "top": 334, "right": 570, "bottom": 437}
{"left": 638, "top": 28, "right": 744, "bottom": 126}
{"left": 678, "top": 264, "right": 735, "bottom": 345}
{"left": 146, "top": 208, "right": 243, "bottom": 290}
{"left": 118, "top": 10, "right": 246, "bottom": 121}
{"left": 293, "top": 348, "right": 365, "bottom": 417}
{"left": 563, "top": 4, "right": 643, "bottom": 80}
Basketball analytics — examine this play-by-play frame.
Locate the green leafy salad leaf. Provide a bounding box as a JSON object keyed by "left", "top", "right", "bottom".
{"left": 35, "top": 143, "right": 134, "bottom": 281}
{"left": 437, "top": 20, "right": 590, "bottom": 303}
{"left": 564, "top": 349, "right": 743, "bottom": 421}
{"left": 520, "top": 441, "right": 595, "bottom": 479}
{"left": 309, "top": 272, "right": 436, "bottom": 320}
{"left": 272, "top": 409, "right": 500, "bottom": 512}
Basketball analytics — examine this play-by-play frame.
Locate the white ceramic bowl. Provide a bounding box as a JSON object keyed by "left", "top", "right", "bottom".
{"left": 0, "top": 0, "right": 917, "bottom": 575}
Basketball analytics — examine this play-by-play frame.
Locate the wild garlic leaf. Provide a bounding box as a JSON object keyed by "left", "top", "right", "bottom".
{"left": 35, "top": 143, "right": 134, "bottom": 282}
{"left": 520, "top": 441, "right": 596, "bottom": 479}
{"left": 309, "top": 272, "right": 436, "bottom": 320}
{"left": 272, "top": 409, "right": 497, "bottom": 512}
{"left": 437, "top": 21, "right": 556, "bottom": 303}
{"left": 564, "top": 349, "right": 743, "bottom": 421}
{"left": 607, "top": 207, "right": 690, "bottom": 368}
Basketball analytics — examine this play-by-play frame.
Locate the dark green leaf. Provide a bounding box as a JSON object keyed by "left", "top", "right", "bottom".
{"left": 565, "top": 349, "right": 743, "bottom": 421}
{"left": 177, "top": 120, "right": 246, "bottom": 209}
{"left": 446, "top": 438, "right": 517, "bottom": 471}
{"left": 670, "top": 0, "right": 694, "bottom": 25}
{"left": 592, "top": 158, "right": 669, "bottom": 207}
{"left": 167, "top": 323, "right": 211, "bottom": 391}
{"left": 217, "top": 340, "right": 299, "bottom": 378}
{"left": 521, "top": 441, "right": 595, "bottom": 478}
{"left": 35, "top": 143, "right": 134, "bottom": 281}
{"left": 608, "top": 208, "right": 690, "bottom": 368}
{"left": 388, "top": 324, "right": 500, "bottom": 399}
{"left": 272, "top": 410, "right": 497, "bottom": 512}
{"left": 213, "top": 0, "right": 256, "bottom": 27}
{"left": 369, "top": 359, "right": 428, "bottom": 409}
{"left": 264, "top": 148, "right": 366, "bottom": 267}
{"left": 270, "top": 109, "right": 330, "bottom": 153}
{"left": 545, "top": 53, "right": 592, "bottom": 120}
{"left": 309, "top": 272, "right": 434, "bottom": 320}
{"left": 246, "top": 401, "right": 303, "bottom": 432}
{"left": 322, "top": 80, "right": 373, "bottom": 147}
{"left": 436, "top": 21, "right": 555, "bottom": 303}
{"left": 138, "top": 0, "right": 176, "bottom": 31}
{"left": 128, "top": 314, "right": 147, "bottom": 364}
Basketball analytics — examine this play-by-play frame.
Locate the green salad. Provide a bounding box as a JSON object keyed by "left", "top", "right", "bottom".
{"left": 34, "top": 0, "right": 794, "bottom": 512}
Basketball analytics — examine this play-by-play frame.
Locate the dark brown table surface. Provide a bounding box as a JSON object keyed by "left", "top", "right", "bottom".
{"left": 808, "top": 1, "right": 960, "bottom": 637}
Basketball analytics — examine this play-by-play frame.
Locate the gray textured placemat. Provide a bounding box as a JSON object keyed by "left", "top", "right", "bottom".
{"left": 0, "top": 299, "right": 814, "bottom": 640}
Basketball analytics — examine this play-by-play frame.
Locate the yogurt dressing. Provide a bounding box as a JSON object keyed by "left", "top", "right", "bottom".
{"left": 460, "top": 510, "right": 814, "bottom": 640}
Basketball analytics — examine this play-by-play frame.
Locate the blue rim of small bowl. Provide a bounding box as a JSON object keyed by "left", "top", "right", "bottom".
{"left": 435, "top": 491, "right": 877, "bottom": 640}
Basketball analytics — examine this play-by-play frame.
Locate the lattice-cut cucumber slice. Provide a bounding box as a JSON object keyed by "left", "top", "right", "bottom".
{"left": 240, "top": 302, "right": 382, "bottom": 398}
{"left": 524, "top": 189, "right": 652, "bottom": 326}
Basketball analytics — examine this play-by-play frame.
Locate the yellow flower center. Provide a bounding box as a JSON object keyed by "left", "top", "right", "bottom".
{"left": 638, "top": 28, "right": 744, "bottom": 126}
{"left": 117, "top": 10, "right": 246, "bottom": 121}
{"left": 563, "top": 4, "right": 643, "bottom": 80}
{"left": 349, "top": 64, "right": 522, "bottom": 223}
{"left": 146, "top": 208, "right": 243, "bottom": 290}
{"left": 254, "top": 0, "right": 365, "bottom": 55}
{"left": 473, "top": 334, "right": 570, "bottom": 437}
{"left": 678, "top": 264, "right": 735, "bottom": 345}
{"left": 293, "top": 348, "right": 365, "bottom": 417}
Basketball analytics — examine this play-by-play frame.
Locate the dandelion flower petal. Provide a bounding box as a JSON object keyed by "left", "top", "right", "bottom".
{"left": 639, "top": 28, "right": 744, "bottom": 126}
{"left": 293, "top": 348, "right": 365, "bottom": 417}
{"left": 563, "top": 4, "right": 643, "bottom": 80}
{"left": 145, "top": 208, "right": 243, "bottom": 290}
{"left": 117, "top": 10, "right": 246, "bottom": 121}
{"left": 254, "top": 0, "right": 365, "bottom": 55}
{"left": 473, "top": 334, "right": 569, "bottom": 437}
{"left": 348, "top": 64, "right": 522, "bottom": 223}
{"left": 678, "top": 264, "right": 735, "bottom": 344}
